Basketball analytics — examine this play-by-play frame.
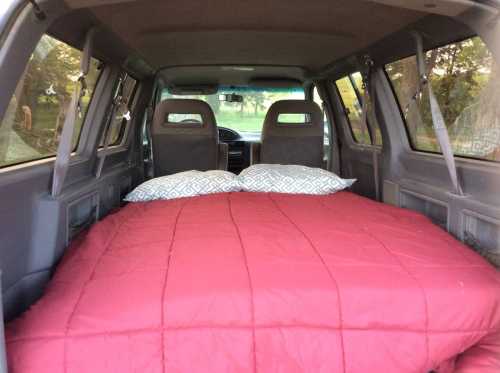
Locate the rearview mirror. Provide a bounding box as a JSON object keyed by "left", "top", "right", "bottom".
{"left": 219, "top": 93, "right": 243, "bottom": 103}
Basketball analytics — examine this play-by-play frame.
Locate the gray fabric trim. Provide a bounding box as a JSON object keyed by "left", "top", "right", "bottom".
{"left": 261, "top": 100, "right": 324, "bottom": 167}
{"left": 152, "top": 99, "right": 222, "bottom": 176}
{"left": 80, "top": 28, "right": 96, "bottom": 75}
{"left": 95, "top": 77, "right": 125, "bottom": 179}
{"left": 428, "top": 87, "right": 463, "bottom": 195}
{"left": 51, "top": 88, "right": 80, "bottom": 197}
{"left": 218, "top": 143, "right": 229, "bottom": 171}
{"left": 153, "top": 99, "right": 218, "bottom": 136}
{"left": 360, "top": 66, "right": 381, "bottom": 201}
{"left": 0, "top": 273, "right": 7, "bottom": 373}
{"left": 51, "top": 28, "right": 96, "bottom": 197}
{"left": 88, "top": 1, "right": 425, "bottom": 71}
{"left": 250, "top": 142, "right": 261, "bottom": 165}
{"left": 262, "top": 137, "right": 324, "bottom": 168}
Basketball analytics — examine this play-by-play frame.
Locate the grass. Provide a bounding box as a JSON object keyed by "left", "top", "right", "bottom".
{"left": 33, "top": 105, "right": 60, "bottom": 130}
{"left": 215, "top": 110, "right": 265, "bottom": 132}
{"left": 4, "top": 103, "right": 84, "bottom": 160}
{"left": 215, "top": 109, "right": 309, "bottom": 132}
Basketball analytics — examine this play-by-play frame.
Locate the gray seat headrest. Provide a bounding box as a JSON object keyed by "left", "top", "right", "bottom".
{"left": 260, "top": 99, "right": 324, "bottom": 168}
{"left": 262, "top": 100, "right": 324, "bottom": 137}
{"left": 151, "top": 99, "right": 222, "bottom": 176}
{"left": 152, "top": 98, "right": 218, "bottom": 138}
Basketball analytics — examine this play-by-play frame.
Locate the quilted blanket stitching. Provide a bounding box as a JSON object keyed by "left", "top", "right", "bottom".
{"left": 7, "top": 193, "right": 500, "bottom": 371}
{"left": 319, "top": 196, "right": 432, "bottom": 372}
{"left": 268, "top": 193, "right": 347, "bottom": 373}
{"left": 61, "top": 204, "right": 142, "bottom": 373}
{"left": 8, "top": 325, "right": 500, "bottom": 344}
{"left": 160, "top": 200, "right": 188, "bottom": 373}
{"left": 227, "top": 193, "right": 258, "bottom": 373}
{"left": 362, "top": 227, "right": 431, "bottom": 370}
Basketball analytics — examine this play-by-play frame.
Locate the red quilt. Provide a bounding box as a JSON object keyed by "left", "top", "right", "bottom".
{"left": 6, "top": 192, "right": 500, "bottom": 372}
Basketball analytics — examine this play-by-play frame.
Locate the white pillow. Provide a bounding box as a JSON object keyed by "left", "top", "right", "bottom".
{"left": 124, "top": 170, "right": 241, "bottom": 202}
{"left": 238, "top": 164, "right": 356, "bottom": 195}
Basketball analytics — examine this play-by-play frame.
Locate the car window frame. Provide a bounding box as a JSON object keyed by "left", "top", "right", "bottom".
{"left": 334, "top": 75, "right": 375, "bottom": 147}
{"left": 97, "top": 73, "right": 139, "bottom": 150}
{"left": 0, "top": 33, "right": 103, "bottom": 169}
{"left": 384, "top": 35, "right": 500, "bottom": 163}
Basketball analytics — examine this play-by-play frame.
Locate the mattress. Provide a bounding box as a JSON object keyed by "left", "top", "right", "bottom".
{"left": 6, "top": 192, "right": 500, "bottom": 372}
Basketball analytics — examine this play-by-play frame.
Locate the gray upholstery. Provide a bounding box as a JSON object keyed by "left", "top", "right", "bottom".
{"left": 218, "top": 142, "right": 229, "bottom": 171}
{"left": 152, "top": 99, "right": 225, "bottom": 176}
{"left": 0, "top": 273, "right": 7, "bottom": 373}
{"left": 260, "top": 100, "right": 324, "bottom": 168}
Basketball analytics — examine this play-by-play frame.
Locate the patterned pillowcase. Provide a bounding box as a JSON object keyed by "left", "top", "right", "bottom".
{"left": 124, "top": 170, "right": 241, "bottom": 202}
{"left": 238, "top": 164, "right": 356, "bottom": 195}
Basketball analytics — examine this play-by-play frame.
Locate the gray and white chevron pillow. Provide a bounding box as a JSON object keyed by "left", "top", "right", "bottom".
{"left": 238, "top": 164, "right": 356, "bottom": 195}
{"left": 124, "top": 170, "right": 241, "bottom": 202}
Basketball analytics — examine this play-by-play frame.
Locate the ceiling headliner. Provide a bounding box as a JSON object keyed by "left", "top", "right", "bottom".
{"left": 88, "top": 0, "right": 428, "bottom": 73}
{"left": 159, "top": 65, "right": 308, "bottom": 88}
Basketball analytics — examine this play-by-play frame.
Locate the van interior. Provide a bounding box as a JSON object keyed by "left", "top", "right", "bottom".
{"left": 1, "top": 0, "right": 500, "bottom": 372}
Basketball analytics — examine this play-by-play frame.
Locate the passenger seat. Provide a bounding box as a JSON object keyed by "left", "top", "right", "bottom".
{"left": 151, "top": 99, "right": 228, "bottom": 176}
{"left": 252, "top": 100, "right": 324, "bottom": 168}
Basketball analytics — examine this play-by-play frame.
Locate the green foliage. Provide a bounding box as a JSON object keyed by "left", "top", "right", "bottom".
{"left": 431, "top": 37, "right": 491, "bottom": 126}
{"left": 0, "top": 34, "right": 100, "bottom": 167}
{"left": 387, "top": 36, "right": 500, "bottom": 159}
{"left": 335, "top": 73, "right": 382, "bottom": 146}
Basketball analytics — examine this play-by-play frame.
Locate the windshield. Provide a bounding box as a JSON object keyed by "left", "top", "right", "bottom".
{"left": 161, "top": 86, "right": 305, "bottom": 133}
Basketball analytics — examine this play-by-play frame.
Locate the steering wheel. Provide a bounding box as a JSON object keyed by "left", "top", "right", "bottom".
{"left": 180, "top": 118, "right": 202, "bottom": 124}
{"left": 218, "top": 127, "right": 241, "bottom": 142}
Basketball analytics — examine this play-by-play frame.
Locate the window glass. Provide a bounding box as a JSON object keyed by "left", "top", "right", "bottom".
{"left": 277, "top": 113, "right": 308, "bottom": 123}
{"left": 102, "top": 75, "right": 138, "bottom": 146}
{"left": 167, "top": 113, "right": 203, "bottom": 124}
{"left": 335, "top": 73, "right": 382, "bottom": 146}
{"left": 336, "top": 75, "right": 370, "bottom": 145}
{"left": 161, "top": 86, "right": 305, "bottom": 134}
{"left": 351, "top": 72, "right": 383, "bottom": 147}
{"left": 386, "top": 36, "right": 500, "bottom": 161}
{"left": 0, "top": 34, "right": 100, "bottom": 168}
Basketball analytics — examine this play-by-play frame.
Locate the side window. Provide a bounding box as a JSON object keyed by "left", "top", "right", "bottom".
{"left": 312, "top": 86, "right": 331, "bottom": 157}
{"left": 101, "top": 75, "right": 138, "bottom": 147}
{"left": 386, "top": 36, "right": 500, "bottom": 162}
{"left": 0, "top": 34, "right": 100, "bottom": 168}
{"left": 335, "top": 73, "right": 382, "bottom": 146}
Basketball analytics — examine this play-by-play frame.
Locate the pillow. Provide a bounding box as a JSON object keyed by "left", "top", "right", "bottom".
{"left": 124, "top": 170, "right": 241, "bottom": 202}
{"left": 238, "top": 164, "right": 355, "bottom": 195}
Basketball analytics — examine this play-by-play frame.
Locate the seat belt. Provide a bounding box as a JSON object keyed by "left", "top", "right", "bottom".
{"left": 360, "top": 57, "right": 381, "bottom": 201}
{"left": 314, "top": 82, "right": 341, "bottom": 174}
{"left": 51, "top": 28, "right": 96, "bottom": 197}
{"left": 412, "top": 32, "right": 464, "bottom": 196}
{"left": 144, "top": 105, "right": 155, "bottom": 178}
{"left": 95, "top": 74, "right": 126, "bottom": 179}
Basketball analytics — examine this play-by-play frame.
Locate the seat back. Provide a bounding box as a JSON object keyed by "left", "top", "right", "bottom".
{"left": 151, "top": 99, "right": 219, "bottom": 176}
{"left": 260, "top": 100, "right": 324, "bottom": 167}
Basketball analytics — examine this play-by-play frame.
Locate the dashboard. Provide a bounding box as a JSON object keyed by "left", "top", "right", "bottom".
{"left": 218, "top": 127, "right": 257, "bottom": 173}
{"left": 218, "top": 127, "right": 241, "bottom": 142}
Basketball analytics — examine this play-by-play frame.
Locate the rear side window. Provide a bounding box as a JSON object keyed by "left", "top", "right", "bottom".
{"left": 386, "top": 36, "right": 500, "bottom": 162}
{"left": 0, "top": 34, "right": 100, "bottom": 168}
{"left": 335, "top": 72, "right": 382, "bottom": 146}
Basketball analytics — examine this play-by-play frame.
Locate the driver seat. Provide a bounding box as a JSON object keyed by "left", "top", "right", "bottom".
{"left": 151, "top": 99, "right": 228, "bottom": 176}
